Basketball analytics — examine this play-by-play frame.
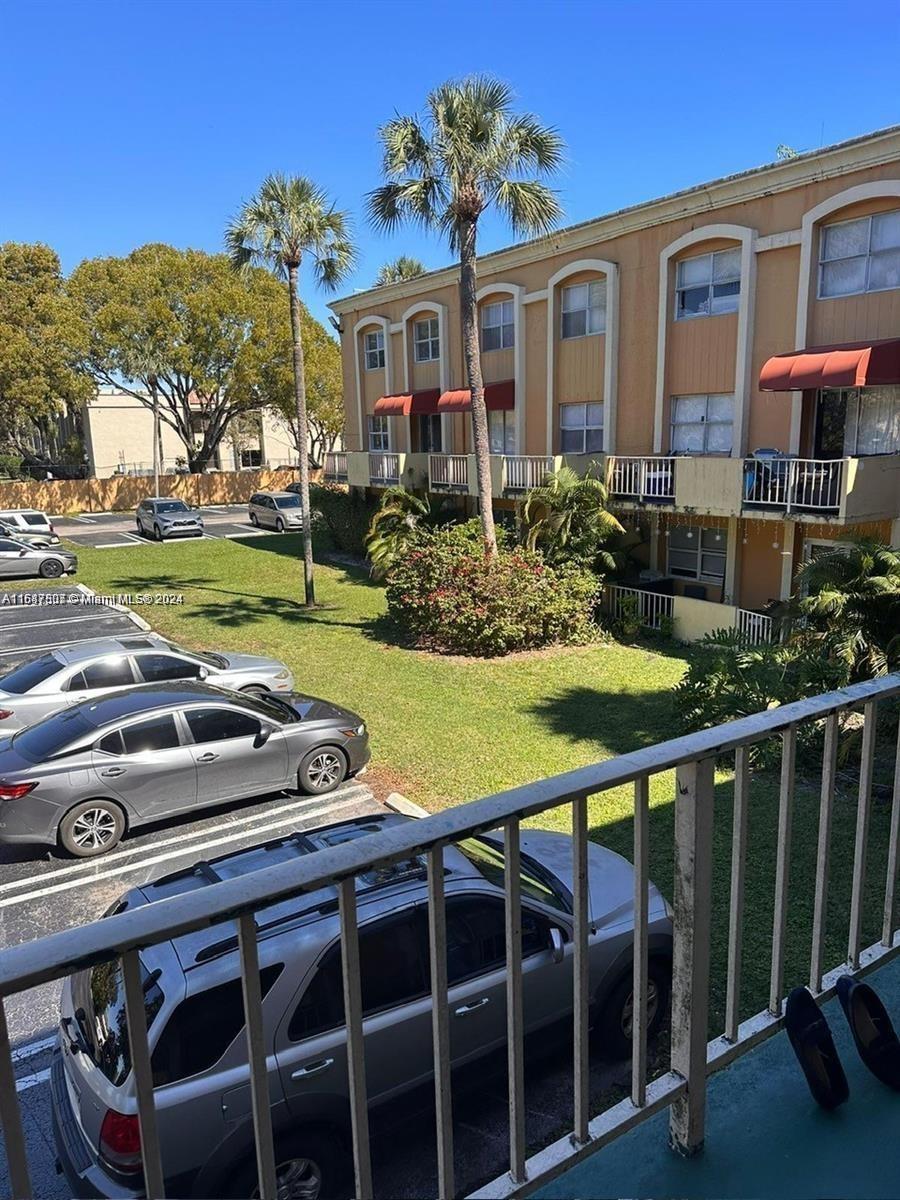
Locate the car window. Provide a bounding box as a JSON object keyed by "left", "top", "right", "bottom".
{"left": 288, "top": 911, "right": 427, "bottom": 1040}
{"left": 134, "top": 653, "right": 201, "bottom": 683}
{"left": 441, "top": 896, "right": 553, "bottom": 985}
{"left": 185, "top": 707, "right": 261, "bottom": 743}
{"left": 67, "top": 658, "right": 135, "bottom": 692}
{"left": 97, "top": 730, "right": 124, "bottom": 756}
{"left": 0, "top": 654, "right": 62, "bottom": 694}
{"left": 121, "top": 714, "right": 181, "bottom": 754}
{"left": 151, "top": 966, "right": 282, "bottom": 1086}
{"left": 275, "top": 495, "right": 302, "bottom": 509}
{"left": 71, "top": 958, "right": 165, "bottom": 1087}
{"left": 22, "top": 513, "right": 46, "bottom": 526}
{"left": 154, "top": 501, "right": 190, "bottom": 514}
{"left": 0, "top": 538, "right": 24, "bottom": 552}
{"left": 456, "top": 838, "right": 571, "bottom": 913}
{"left": 12, "top": 709, "right": 96, "bottom": 761}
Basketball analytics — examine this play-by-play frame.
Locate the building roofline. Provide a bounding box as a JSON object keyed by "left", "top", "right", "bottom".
{"left": 329, "top": 123, "right": 900, "bottom": 315}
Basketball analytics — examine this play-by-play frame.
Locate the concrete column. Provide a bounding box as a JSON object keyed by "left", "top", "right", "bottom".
{"left": 724, "top": 517, "right": 739, "bottom": 605}
{"left": 649, "top": 512, "right": 660, "bottom": 572}
{"left": 779, "top": 521, "right": 796, "bottom": 601}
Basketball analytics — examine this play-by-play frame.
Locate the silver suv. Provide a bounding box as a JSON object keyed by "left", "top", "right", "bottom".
{"left": 136, "top": 498, "right": 204, "bottom": 540}
{"left": 52, "top": 813, "right": 672, "bottom": 1199}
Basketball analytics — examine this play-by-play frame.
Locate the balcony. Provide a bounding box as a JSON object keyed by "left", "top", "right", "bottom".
{"left": 1, "top": 675, "right": 897, "bottom": 1200}
{"left": 607, "top": 457, "right": 676, "bottom": 505}
{"left": 429, "top": 453, "right": 472, "bottom": 493}
{"left": 344, "top": 452, "right": 429, "bottom": 490}
{"left": 743, "top": 457, "right": 844, "bottom": 515}
{"left": 603, "top": 584, "right": 775, "bottom": 645}
{"left": 496, "top": 455, "right": 561, "bottom": 495}
{"left": 323, "top": 451, "right": 348, "bottom": 482}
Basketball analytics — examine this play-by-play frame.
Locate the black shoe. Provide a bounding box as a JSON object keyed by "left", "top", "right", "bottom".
{"left": 836, "top": 974, "right": 900, "bottom": 1091}
{"left": 785, "top": 986, "right": 849, "bottom": 1109}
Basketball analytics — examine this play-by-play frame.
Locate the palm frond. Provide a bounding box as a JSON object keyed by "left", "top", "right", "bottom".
{"left": 493, "top": 179, "right": 563, "bottom": 237}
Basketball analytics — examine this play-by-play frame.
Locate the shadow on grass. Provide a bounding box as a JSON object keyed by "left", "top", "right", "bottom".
{"left": 527, "top": 683, "right": 682, "bottom": 760}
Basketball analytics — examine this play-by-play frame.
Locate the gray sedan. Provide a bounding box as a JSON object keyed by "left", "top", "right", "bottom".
{"left": 135, "top": 498, "right": 204, "bottom": 540}
{"left": 0, "top": 682, "right": 369, "bottom": 856}
{"left": 0, "top": 634, "right": 295, "bottom": 731}
{"left": 0, "top": 535, "right": 76, "bottom": 579}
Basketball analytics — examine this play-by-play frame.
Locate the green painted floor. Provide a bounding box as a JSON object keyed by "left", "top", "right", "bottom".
{"left": 535, "top": 954, "right": 900, "bottom": 1199}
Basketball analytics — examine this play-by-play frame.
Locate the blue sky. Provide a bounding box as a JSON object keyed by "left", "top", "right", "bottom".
{"left": 2, "top": 0, "right": 898, "bottom": 329}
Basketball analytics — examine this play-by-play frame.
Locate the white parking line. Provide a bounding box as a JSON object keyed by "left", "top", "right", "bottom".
{"left": 16, "top": 1067, "right": 51, "bottom": 1093}
{"left": 72, "top": 517, "right": 97, "bottom": 525}
{"left": 12, "top": 1036, "right": 56, "bottom": 1062}
{"left": 0, "top": 785, "right": 370, "bottom": 895}
{"left": 0, "top": 613, "right": 114, "bottom": 632}
{"left": 0, "top": 791, "right": 370, "bottom": 910}
{"left": 94, "top": 540, "right": 141, "bottom": 548}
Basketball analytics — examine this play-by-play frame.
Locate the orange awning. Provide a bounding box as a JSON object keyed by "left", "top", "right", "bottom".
{"left": 437, "top": 379, "right": 515, "bottom": 413}
{"left": 373, "top": 388, "right": 441, "bottom": 417}
{"left": 759, "top": 338, "right": 900, "bottom": 391}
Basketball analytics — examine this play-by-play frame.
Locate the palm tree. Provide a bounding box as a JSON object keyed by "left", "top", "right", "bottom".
{"left": 226, "top": 174, "right": 355, "bottom": 606}
{"left": 793, "top": 537, "right": 900, "bottom": 677}
{"left": 365, "top": 485, "right": 454, "bottom": 578}
{"left": 519, "top": 465, "right": 623, "bottom": 569}
{"left": 368, "top": 75, "right": 564, "bottom": 559}
{"left": 374, "top": 255, "right": 426, "bottom": 286}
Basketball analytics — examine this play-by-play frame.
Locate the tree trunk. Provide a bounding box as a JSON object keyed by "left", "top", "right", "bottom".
{"left": 288, "top": 263, "right": 316, "bottom": 606}
{"left": 459, "top": 218, "right": 497, "bottom": 559}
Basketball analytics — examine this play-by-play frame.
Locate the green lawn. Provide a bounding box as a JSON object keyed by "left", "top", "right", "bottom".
{"left": 28, "top": 533, "right": 899, "bottom": 1032}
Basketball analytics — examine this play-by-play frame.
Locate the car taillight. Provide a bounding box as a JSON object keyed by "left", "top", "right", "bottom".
{"left": 99, "top": 1109, "right": 142, "bottom": 1174}
{"left": 0, "top": 781, "right": 36, "bottom": 801}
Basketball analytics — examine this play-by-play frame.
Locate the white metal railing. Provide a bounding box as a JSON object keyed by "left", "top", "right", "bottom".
{"left": 1, "top": 676, "right": 899, "bottom": 1200}
{"left": 324, "top": 451, "right": 348, "bottom": 481}
{"left": 605, "top": 584, "right": 674, "bottom": 631}
{"left": 743, "top": 457, "right": 843, "bottom": 513}
{"left": 503, "top": 456, "right": 553, "bottom": 491}
{"left": 735, "top": 608, "right": 775, "bottom": 646}
{"left": 608, "top": 456, "right": 676, "bottom": 503}
{"left": 429, "top": 453, "right": 469, "bottom": 491}
{"left": 368, "top": 452, "right": 400, "bottom": 486}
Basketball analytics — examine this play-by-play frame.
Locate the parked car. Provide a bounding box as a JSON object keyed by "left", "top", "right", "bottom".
{"left": 0, "top": 508, "right": 57, "bottom": 542}
{"left": 51, "top": 812, "right": 673, "bottom": 1199}
{"left": 248, "top": 491, "right": 304, "bottom": 532}
{"left": 0, "top": 682, "right": 368, "bottom": 856}
{"left": 135, "top": 498, "right": 204, "bottom": 540}
{"left": 0, "top": 634, "right": 295, "bottom": 731}
{"left": 0, "top": 516, "right": 61, "bottom": 548}
{"left": 0, "top": 535, "right": 76, "bottom": 579}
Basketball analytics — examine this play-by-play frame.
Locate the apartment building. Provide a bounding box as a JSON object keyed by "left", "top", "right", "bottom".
{"left": 328, "top": 126, "right": 900, "bottom": 642}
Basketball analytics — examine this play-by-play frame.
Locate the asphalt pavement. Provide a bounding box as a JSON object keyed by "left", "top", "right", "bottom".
{"left": 52, "top": 505, "right": 270, "bottom": 549}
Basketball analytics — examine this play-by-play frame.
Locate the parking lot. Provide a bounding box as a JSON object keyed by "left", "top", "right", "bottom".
{"left": 52, "top": 504, "right": 269, "bottom": 550}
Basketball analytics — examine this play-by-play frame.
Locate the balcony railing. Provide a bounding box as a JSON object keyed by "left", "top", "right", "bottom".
{"left": 368, "top": 452, "right": 400, "bottom": 486}
{"left": 324, "top": 451, "right": 348, "bottom": 482}
{"left": 2, "top": 676, "right": 898, "bottom": 1200}
{"left": 609, "top": 456, "right": 676, "bottom": 503}
{"left": 429, "top": 453, "right": 469, "bottom": 491}
{"left": 735, "top": 608, "right": 775, "bottom": 646}
{"left": 743, "top": 457, "right": 843, "bottom": 513}
{"left": 604, "top": 584, "right": 674, "bottom": 631}
{"left": 503, "top": 456, "right": 554, "bottom": 492}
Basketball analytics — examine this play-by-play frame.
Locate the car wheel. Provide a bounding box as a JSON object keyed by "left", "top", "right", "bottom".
{"left": 275, "top": 518, "right": 285, "bottom": 533}
{"left": 153, "top": 523, "right": 163, "bottom": 541}
{"left": 240, "top": 684, "right": 269, "bottom": 695}
{"left": 298, "top": 747, "right": 347, "bottom": 795}
{"left": 59, "top": 800, "right": 125, "bottom": 857}
{"left": 227, "top": 1128, "right": 346, "bottom": 1200}
{"left": 249, "top": 512, "right": 258, "bottom": 526}
{"left": 39, "top": 558, "right": 64, "bottom": 579}
{"left": 595, "top": 960, "right": 670, "bottom": 1061}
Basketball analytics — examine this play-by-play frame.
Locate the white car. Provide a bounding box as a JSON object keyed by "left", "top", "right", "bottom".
{"left": 0, "top": 509, "right": 56, "bottom": 542}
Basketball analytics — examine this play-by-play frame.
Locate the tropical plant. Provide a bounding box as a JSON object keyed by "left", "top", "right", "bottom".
{"left": 226, "top": 175, "right": 356, "bottom": 607}
{"left": 374, "top": 256, "right": 426, "bottom": 286}
{"left": 368, "top": 75, "right": 564, "bottom": 559}
{"left": 793, "top": 538, "right": 900, "bottom": 677}
{"left": 309, "top": 483, "right": 377, "bottom": 558}
{"left": 519, "top": 465, "right": 623, "bottom": 570}
{"left": 365, "top": 486, "right": 456, "bottom": 578}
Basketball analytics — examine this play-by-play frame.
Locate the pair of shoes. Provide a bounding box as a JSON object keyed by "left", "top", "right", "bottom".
{"left": 785, "top": 976, "right": 900, "bottom": 1109}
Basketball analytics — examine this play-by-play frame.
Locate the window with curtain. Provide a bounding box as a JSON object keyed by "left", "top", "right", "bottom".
{"left": 675, "top": 249, "right": 741, "bottom": 319}
{"left": 854, "top": 386, "right": 900, "bottom": 455}
{"left": 670, "top": 394, "right": 734, "bottom": 454}
{"left": 667, "top": 526, "right": 726, "bottom": 581}
{"left": 488, "top": 409, "right": 516, "bottom": 454}
{"left": 561, "top": 280, "right": 606, "bottom": 338}
{"left": 819, "top": 210, "right": 900, "bottom": 298}
{"left": 481, "top": 299, "right": 514, "bottom": 351}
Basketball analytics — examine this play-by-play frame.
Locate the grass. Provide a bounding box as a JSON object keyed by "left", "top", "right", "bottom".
{"left": 25, "top": 532, "right": 900, "bottom": 1033}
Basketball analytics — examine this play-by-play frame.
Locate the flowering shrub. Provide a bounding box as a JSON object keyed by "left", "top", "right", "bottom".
{"left": 384, "top": 521, "right": 600, "bottom": 656}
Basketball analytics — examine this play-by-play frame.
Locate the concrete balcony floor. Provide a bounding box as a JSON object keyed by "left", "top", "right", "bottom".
{"left": 535, "top": 952, "right": 900, "bottom": 1200}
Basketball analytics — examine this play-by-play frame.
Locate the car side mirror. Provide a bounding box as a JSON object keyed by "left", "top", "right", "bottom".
{"left": 549, "top": 927, "right": 565, "bottom": 965}
{"left": 18, "top": 550, "right": 27, "bottom": 557}
{"left": 198, "top": 666, "right": 209, "bottom": 680}
{"left": 253, "top": 726, "right": 272, "bottom": 749}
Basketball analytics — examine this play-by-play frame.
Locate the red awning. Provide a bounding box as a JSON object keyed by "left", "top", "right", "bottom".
{"left": 373, "top": 389, "right": 441, "bottom": 417}
{"left": 436, "top": 379, "right": 515, "bottom": 413}
{"left": 759, "top": 338, "right": 900, "bottom": 391}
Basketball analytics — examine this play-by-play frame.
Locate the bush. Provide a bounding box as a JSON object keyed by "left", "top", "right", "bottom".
{"left": 384, "top": 520, "right": 600, "bottom": 657}
{"left": 0, "top": 453, "right": 23, "bottom": 479}
{"left": 309, "top": 483, "right": 377, "bottom": 557}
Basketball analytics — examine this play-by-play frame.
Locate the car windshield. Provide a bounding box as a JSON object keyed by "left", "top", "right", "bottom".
{"left": 71, "top": 958, "right": 164, "bottom": 1086}
{"left": 456, "top": 836, "right": 571, "bottom": 913}
{"left": 0, "top": 653, "right": 61, "bottom": 694}
{"left": 12, "top": 709, "right": 96, "bottom": 761}
{"left": 275, "top": 494, "right": 302, "bottom": 509}
{"left": 161, "top": 642, "right": 228, "bottom": 670}
{"left": 155, "top": 501, "right": 189, "bottom": 514}
{"left": 237, "top": 691, "right": 301, "bottom": 724}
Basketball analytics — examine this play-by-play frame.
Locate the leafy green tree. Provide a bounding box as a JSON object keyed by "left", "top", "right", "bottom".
{"left": 267, "top": 307, "right": 344, "bottom": 468}
{"left": 227, "top": 175, "right": 355, "bottom": 607}
{"left": 368, "top": 75, "right": 564, "bottom": 559}
{"left": 0, "top": 242, "right": 91, "bottom": 457}
{"left": 70, "top": 244, "right": 290, "bottom": 472}
{"left": 519, "top": 465, "right": 623, "bottom": 570}
{"left": 374, "top": 255, "right": 426, "bottom": 286}
{"left": 365, "top": 486, "right": 456, "bottom": 578}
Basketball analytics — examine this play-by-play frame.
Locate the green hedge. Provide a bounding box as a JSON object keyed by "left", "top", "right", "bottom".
{"left": 309, "top": 483, "right": 377, "bottom": 557}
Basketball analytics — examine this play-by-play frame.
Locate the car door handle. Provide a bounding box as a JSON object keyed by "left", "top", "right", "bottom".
{"left": 454, "top": 997, "right": 490, "bottom": 1017}
{"left": 291, "top": 1058, "right": 334, "bottom": 1080}
{"left": 196, "top": 752, "right": 219, "bottom": 763}
{"left": 100, "top": 767, "right": 126, "bottom": 777}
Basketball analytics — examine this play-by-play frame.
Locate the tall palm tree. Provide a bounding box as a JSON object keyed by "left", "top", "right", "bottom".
{"left": 226, "top": 174, "right": 355, "bottom": 606}
{"left": 368, "top": 76, "right": 564, "bottom": 559}
{"left": 519, "top": 465, "right": 623, "bottom": 569}
{"left": 374, "top": 255, "right": 426, "bottom": 286}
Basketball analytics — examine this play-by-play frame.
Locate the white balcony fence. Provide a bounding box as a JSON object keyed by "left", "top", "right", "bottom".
{"left": 324, "top": 451, "right": 348, "bottom": 481}
{"left": 429, "top": 454, "right": 469, "bottom": 491}
{"left": 608, "top": 457, "right": 676, "bottom": 503}
{"left": 368, "top": 452, "right": 400, "bottom": 486}
{"left": 1, "top": 676, "right": 898, "bottom": 1200}
{"left": 743, "top": 457, "right": 843, "bottom": 513}
{"left": 503, "top": 456, "right": 554, "bottom": 491}
{"left": 735, "top": 608, "right": 775, "bottom": 646}
{"left": 605, "top": 584, "right": 674, "bottom": 631}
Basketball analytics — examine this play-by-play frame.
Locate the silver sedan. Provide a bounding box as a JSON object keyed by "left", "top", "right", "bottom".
{"left": 0, "top": 535, "right": 76, "bottom": 579}
{"left": 0, "top": 634, "right": 294, "bottom": 731}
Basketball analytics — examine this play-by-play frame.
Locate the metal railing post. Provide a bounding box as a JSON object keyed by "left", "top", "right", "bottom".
{"left": 505, "top": 818, "right": 526, "bottom": 1183}
{"left": 769, "top": 725, "right": 797, "bottom": 1013}
{"left": 339, "top": 880, "right": 373, "bottom": 1200}
{"left": 849, "top": 701, "right": 878, "bottom": 968}
{"left": 724, "top": 747, "right": 749, "bottom": 1041}
{"left": 426, "top": 846, "right": 454, "bottom": 1199}
{"left": 0, "top": 998, "right": 31, "bottom": 1200}
{"left": 669, "top": 756, "right": 715, "bottom": 1157}
{"left": 572, "top": 795, "right": 591, "bottom": 1146}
